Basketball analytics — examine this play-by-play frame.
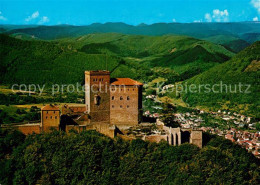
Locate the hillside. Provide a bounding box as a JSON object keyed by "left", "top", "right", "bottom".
{"left": 204, "top": 35, "right": 250, "bottom": 53}
{"left": 183, "top": 41, "right": 260, "bottom": 117}
{"left": 0, "top": 34, "right": 133, "bottom": 84}
{"left": 0, "top": 33, "right": 234, "bottom": 84}
{"left": 0, "top": 129, "right": 259, "bottom": 184}
{"left": 59, "top": 33, "right": 234, "bottom": 80}
{"left": 2, "top": 22, "right": 260, "bottom": 53}
{"left": 3, "top": 22, "right": 260, "bottom": 40}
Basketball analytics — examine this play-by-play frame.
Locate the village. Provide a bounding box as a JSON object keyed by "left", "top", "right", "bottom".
{"left": 144, "top": 106, "right": 260, "bottom": 158}
{"left": 141, "top": 82, "right": 260, "bottom": 158}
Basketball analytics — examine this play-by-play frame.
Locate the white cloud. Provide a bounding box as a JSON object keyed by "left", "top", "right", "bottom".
{"left": 205, "top": 13, "right": 212, "bottom": 22}
{"left": 25, "top": 11, "right": 39, "bottom": 22}
{"left": 38, "top": 16, "right": 49, "bottom": 24}
{"left": 205, "top": 9, "right": 229, "bottom": 22}
{"left": 0, "top": 11, "right": 7, "bottom": 21}
{"left": 172, "top": 18, "right": 176, "bottom": 22}
{"left": 194, "top": 20, "right": 202, "bottom": 23}
{"left": 253, "top": 16, "right": 259, "bottom": 21}
{"left": 251, "top": 0, "right": 260, "bottom": 14}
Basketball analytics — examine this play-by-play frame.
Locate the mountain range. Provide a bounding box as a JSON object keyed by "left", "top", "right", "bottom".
{"left": 1, "top": 22, "right": 260, "bottom": 52}
{"left": 0, "top": 22, "right": 259, "bottom": 116}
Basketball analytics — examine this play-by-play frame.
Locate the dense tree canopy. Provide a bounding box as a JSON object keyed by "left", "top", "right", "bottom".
{"left": 0, "top": 129, "right": 259, "bottom": 185}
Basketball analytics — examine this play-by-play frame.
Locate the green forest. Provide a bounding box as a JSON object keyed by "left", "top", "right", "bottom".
{"left": 0, "top": 129, "right": 259, "bottom": 185}
{"left": 184, "top": 41, "right": 260, "bottom": 117}
{"left": 0, "top": 32, "right": 259, "bottom": 116}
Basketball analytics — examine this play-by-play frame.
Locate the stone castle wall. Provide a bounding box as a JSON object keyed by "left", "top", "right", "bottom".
{"left": 16, "top": 124, "right": 41, "bottom": 135}
{"left": 110, "top": 85, "right": 141, "bottom": 125}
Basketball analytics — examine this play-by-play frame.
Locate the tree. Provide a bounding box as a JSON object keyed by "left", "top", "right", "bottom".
{"left": 160, "top": 99, "right": 180, "bottom": 128}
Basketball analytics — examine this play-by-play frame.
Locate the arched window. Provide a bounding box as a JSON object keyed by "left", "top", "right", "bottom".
{"left": 120, "top": 105, "right": 123, "bottom": 108}
{"left": 112, "top": 105, "right": 114, "bottom": 108}
{"left": 112, "top": 96, "right": 115, "bottom": 100}
{"left": 127, "top": 105, "right": 130, "bottom": 108}
{"left": 46, "top": 116, "right": 48, "bottom": 119}
{"left": 50, "top": 116, "right": 52, "bottom": 119}
{"left": 120, "top": 96, "right": 123, "bottom": 100}
{"left": 55, "top": 116, "right": 57, "bottom": 119}
{"left": 127, "top": 96, "right": 130, "bottom": 100}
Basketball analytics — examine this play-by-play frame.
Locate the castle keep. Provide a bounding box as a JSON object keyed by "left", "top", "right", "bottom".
{"left": 85, "top": 70, "right": 143, "bottom": 126}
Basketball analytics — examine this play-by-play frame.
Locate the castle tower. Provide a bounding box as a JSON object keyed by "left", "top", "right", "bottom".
{"left": 41, "top": 104, "right": 60, "bottom": 132}
{"left": 110, "top": 78, "right": 143, "bottom": 126}
{"left": 85, "top": 71, "right": 110, "bottom": 123}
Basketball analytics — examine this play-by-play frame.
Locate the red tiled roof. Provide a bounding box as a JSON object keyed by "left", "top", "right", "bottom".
{"left": 41, "top": 104, "right": 60, "bottom": 111}
{"left": 110, "top": 78, "right": 143, "bottom": 86}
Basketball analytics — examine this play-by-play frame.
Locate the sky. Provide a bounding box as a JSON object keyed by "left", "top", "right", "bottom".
{"left": 0, "top": 0, "right": 260, "bottom": 25}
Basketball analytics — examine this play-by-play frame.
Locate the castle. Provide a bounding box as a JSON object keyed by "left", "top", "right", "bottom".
{"left": 3, "top": 70, "right": 202, "bottom": 148}
{"left": 7, "top": 71, "right": 143, "bottom": 137}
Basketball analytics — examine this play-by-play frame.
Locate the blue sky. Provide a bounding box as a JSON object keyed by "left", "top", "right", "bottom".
{"left": 0, "top": 0, "right": 260, "bottom": 25}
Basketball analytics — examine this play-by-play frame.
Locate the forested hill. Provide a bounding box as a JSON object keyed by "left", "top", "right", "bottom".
{"left": 0, "top": 129, "right": 259, "bottom": 184}
{"left": 0, "top": 33, "right": 234, "bottom": 84}
{"left": 183, "top": 41, "right": 260, "bottom": 117}
{"left": 1, "top": 22, "right": 259, "bottom": 42}
{"left": 1, "top": 22, "right": 260, "bottom": 52}
{"left": 0, "top": 34, "right": 126, "bottom": 84}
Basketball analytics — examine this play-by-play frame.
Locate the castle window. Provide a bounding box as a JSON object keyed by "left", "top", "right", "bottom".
{"left": 47, "top": 111, "right": 48, "bottom": 114}
{"left": 127, "top": 105, "right": 130, "bottom": 108}
{"left": 120, "top": 105, "right": 123, "bottom": 108}
{"left": 112, "top": 96, "right": 115, "bottom": 100}
{"left": 120, "top": 96, "right": 123, "bottom": 100}
{"left": 50, "top": 116, "right": 52, "bottom": 119}
{"left": 112, "top": 105, "right": 114, "bottom": 108}
{"left": 133, "top": 89, "right": 135, "bottom": 91}
{"left": 127, "top": 96, "right": 130, "bottom": 100}
{"left": 101, "top": 78, "right": 104, "bottom": 82}
{"left": 46, "top": 116, "right": 48, "bottom": 119}
{"left": 93, "top": 79, "right": 95, "bottom": 82}
{"left": 55, "top": 116, "right": 57, "bottom": 119}
{"left": 94, "top": 95, "right": 101, "bottom": 105}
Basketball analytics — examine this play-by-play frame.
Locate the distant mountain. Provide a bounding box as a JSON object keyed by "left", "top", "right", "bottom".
{"left": 203, "top": 35, "right": 250, "bottom": 53}
{"left": 240, "top": 32, "right": 260, "bottom": 43}
{"left": 0, "top": 33, "right": 234, "bottom": 84}
{"left": 2, "top": 22, "right": 260, "bottom": 50}
{"left": 183, "top": 41, "right": 260, "bottom": 117}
